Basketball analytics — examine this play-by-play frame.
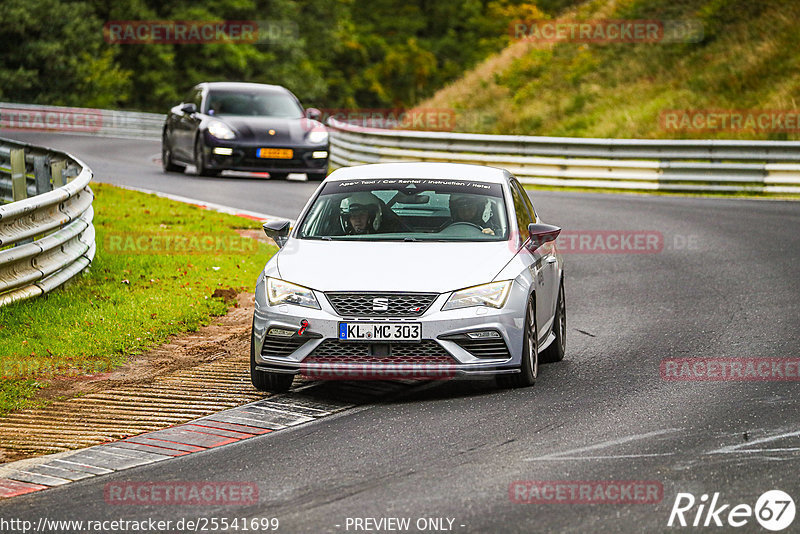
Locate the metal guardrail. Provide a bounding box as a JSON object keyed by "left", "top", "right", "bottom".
{"left": 0, "top": 137, "right": 95, "bottom": 306}
{"left": 2, "top": 102, "right": 799, "bottom": 194}
{"left": 327, "top": 118, "right": 800, "bottom": 194}
{"left": 0, "top": 102, "right": 163, "bottom": 140}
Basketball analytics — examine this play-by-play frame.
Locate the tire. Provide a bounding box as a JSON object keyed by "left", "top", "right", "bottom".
{"left": 250, "top": 326, "right": 294, "bottom": 393}
{"left": 307, "top": 172, "right": 326, "bottom": 181}
{"left": 540, "top": 278, "right": 566, "bottom": 363}
{"left": 194, "top": 137, "right": 221, "bottom": 177}
{"left": 162, "top": 136, "right": 185, "bottom": 173}
{"left": 497, "top": 295, "right": 538, "bottom": 388}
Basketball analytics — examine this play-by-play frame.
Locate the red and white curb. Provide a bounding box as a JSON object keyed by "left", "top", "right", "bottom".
{"left": 0, "top": 381, "right": 414, "bottom": 500}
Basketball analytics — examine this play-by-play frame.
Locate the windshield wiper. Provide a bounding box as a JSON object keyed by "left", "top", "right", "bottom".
{"left": 403, "top": 237, "right": 419, "bottom": 242}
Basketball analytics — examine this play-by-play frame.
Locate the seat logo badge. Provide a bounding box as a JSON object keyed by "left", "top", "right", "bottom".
{"left": 372, "top": 298, "right": 389, "bottom": 311}
{"left": 268, "top": 129, "right": 276, "bottom": 135}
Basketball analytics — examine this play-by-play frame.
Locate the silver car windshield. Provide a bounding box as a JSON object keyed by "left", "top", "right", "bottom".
{"left": 298, "top": 179, "right": 509, "bottom": 241}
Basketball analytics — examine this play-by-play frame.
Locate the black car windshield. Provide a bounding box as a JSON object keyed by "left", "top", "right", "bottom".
{"left": 298, "top": 179, "right": 509, "bottom": 241}
{"left": 204, "top": 90, "right": 304, "bottom": 118}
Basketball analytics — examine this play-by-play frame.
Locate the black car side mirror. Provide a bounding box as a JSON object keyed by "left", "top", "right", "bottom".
{"left": 527, "top": 223, "right": 561, "bottom": 250}
{"left": 305, "top": 107, "right": 322, "bottom": 121}
{"left": 263, "top": 220, "right": 292, "bottom": 248}
{"left": 180, "top": 103, "right": 197, "bottom": 115}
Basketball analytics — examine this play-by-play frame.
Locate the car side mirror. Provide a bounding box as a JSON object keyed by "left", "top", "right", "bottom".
{"left": 527, "top": 223, "right": 561, "bottom": 250}
{"left": 180, "top": 103, "right": 197, "bottom": 115}
{"left": 305, "top": 107, "right": 322, "bottom": 121}
{"left": 263, "top": 220, "right": 291, "bottom": 248}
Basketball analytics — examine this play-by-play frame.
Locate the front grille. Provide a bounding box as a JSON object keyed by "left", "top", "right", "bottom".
{"left": 260, "top": 336, "right": 309, "bottom": 358}
{"left": 304, "top": 339, "right": 455, "bottom": 364}
{"left": 452, "top": 338, "right": 511, "bottom": 359}
{"left": 325, "top": 292, "right": 438, "bottom": 317}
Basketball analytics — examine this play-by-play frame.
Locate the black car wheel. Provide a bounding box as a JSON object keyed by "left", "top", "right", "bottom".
{"left": 250, "top": 324, "right": 294, "bottom": 393}
{"left": 162, "top": 136, "right": 185, "bottom": 173}
{"left": 194, "top": 137, "right": 221, "bottom": 177}
{"left": 540, "top": 278, "right": 566, "bottom": 363}
{"left": 497, "top": 295, "right": 538, "bottom": 388}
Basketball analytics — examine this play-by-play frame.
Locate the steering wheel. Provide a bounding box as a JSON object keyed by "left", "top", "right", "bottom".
{"left": 441, "top": 221, "right": 484, "bottom": 232}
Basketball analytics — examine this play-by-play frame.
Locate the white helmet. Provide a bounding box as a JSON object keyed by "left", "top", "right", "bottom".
{"left": 340, "top": 192, "right": 382, "bottom": 233}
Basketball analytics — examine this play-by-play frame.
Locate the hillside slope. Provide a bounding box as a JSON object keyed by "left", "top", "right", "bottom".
{"left": 414, "top": 0, "right": 800, "bottom": 139}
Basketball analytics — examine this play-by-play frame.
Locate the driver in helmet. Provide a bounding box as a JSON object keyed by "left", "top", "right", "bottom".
{"left": 341, "top": 192, "right": 383, "bottom": 235}
{"left": 449, "top": 194, "right": 496, "bottom": 235}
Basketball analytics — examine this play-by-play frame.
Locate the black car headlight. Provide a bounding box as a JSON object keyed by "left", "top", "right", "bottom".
{"left": 208, "top": 120, "right": 236, "bottom": 140}
{"left": 307, "top": 130, "right": 329, "bottom": 144}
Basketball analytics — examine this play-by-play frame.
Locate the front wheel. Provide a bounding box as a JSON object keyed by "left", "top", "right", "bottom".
{"left": 194, "top": 137, "right": 221, "bottom": 177}
{"left": 250, "top": 327, "right": 294, "bottom": 393}
{"left": 497, "top": 296, "right": 538, "bottom": 388}
{"left": 162, "top": 136, "right": 185, "bottom": 173}
{"left": 540, "top": 278, "right": 566, "bottom": 363}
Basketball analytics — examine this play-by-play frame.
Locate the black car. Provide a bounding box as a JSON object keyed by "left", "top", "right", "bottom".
{"left": 162, "top": 82, "right": 329, "bottom": 180}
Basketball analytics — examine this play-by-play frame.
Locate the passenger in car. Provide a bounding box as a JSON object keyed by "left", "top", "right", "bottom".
{"left": 448, "top": 194, "right": 500, "bottom": 235}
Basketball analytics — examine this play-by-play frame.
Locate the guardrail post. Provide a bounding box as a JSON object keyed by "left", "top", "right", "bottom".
{"left": 33, "top": 155, "right": 52, "bottom": 195}
{"left": 51, "top": 160, "right": 66, "bottom": 188}
{"left": 10, "top": 148, "right": 26, "bottom": 201}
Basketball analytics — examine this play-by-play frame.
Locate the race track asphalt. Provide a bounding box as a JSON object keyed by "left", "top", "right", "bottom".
{"left": 2, "top": 131, "right": 799, "bottom": 533}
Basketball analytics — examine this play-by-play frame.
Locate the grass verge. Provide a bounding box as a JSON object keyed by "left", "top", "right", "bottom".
{"left": 0, "top": 183, "right": 277, "bottom": 415}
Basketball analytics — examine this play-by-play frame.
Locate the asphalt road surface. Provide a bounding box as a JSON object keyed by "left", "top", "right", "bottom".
{"left": 2, "top": 131, "right": 799, "bottom": 533}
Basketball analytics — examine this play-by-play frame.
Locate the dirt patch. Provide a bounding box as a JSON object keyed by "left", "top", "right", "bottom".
{"left": 33, "top": 291, "right": 255, "bottom": 404}
{"left": 0, "top": 291, "right": 272, "bottom": 464}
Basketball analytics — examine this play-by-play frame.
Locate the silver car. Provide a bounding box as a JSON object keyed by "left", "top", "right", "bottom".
{"left": 251, "top": 162, "right": 565, "bottom": 392}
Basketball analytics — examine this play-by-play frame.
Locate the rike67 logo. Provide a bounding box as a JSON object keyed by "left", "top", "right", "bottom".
{"left": 668, "top": 490, "right": 795, "bottom": 531}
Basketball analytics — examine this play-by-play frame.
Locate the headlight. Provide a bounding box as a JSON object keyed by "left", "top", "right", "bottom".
{"left": 207, "top": 120, "right": 236, "bottom": 140}
{"left": 266, "top": 277, "right": 320, "bottom": 309}
{"left": 307, "top": 130, "right": 329, "bottom": 144}
{"left": 442, "top": 281, "right": 512, "bottom": 311}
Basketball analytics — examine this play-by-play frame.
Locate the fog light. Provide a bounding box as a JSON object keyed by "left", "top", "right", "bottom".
{"left": 312, "top": 151, "right": 328, "bottom": 159}
{"left": 212, "top": 147, "right": 233, "bottom": 155}
{"left": 466, "top": 331, "right": 501, "bottom": 339}
{"left": 267, "top": 328, "right": 295, "bottom": 337}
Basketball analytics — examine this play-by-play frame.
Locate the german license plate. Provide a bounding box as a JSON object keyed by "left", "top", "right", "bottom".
{"left": 338, "top": 322, "right": 421, "bottom": 341}
{"left": 257, "top": 148, "right": 293, "bottom": 159}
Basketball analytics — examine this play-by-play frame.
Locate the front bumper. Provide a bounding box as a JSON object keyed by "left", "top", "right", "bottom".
{"left": 201, "top": 137, "right": 329, "bottom": 174}
{"left": 252, "top": 280, "right": 528, "bottom": 379}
